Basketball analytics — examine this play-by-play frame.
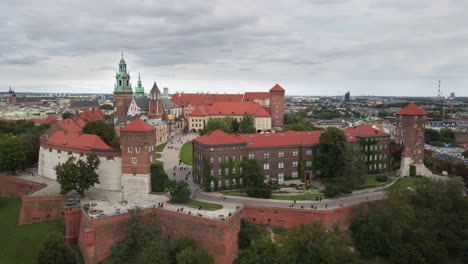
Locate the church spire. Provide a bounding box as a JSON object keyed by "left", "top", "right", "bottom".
{"left": 134, "top": 72, "right": 145, "bottom": 98}
{"left": 114, "top": 53, "right": 132, "bottom": 93}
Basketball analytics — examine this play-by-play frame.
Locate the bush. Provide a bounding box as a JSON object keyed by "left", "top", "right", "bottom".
{"left": 246, "top": 185, "right": 272, "bottom": 198}
{"left": 409, "top": 165, "right": 416, "bottom": 176}
{"left": 150, "top": 162, "right": 168, "bottom": 192}
{"left": 323, "top": 184, "right": 341, "bottom": 198}
{"left": 376, "top": 175, "right": 388, "bottom": 182}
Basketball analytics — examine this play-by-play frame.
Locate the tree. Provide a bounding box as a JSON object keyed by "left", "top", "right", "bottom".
{"left": 200, "top": 118, "right": 229, "bottom": 135}
{"left": 151, "top": 161, "right": 168, "bottom": 192}
{"left": 242, "top": 159, "right": 264, "bottom": 187}
{"left": 35, "top": 232, "right": 77, "bottom": 264}
{"left": 0, "top": 133, "right": 26, "bottom": 174}
{"left": 425, "top": 129, "right": 440, "bottom": 144}
{"left": 82, "top": 120, "right": 116, "bottom": 146}
{"left": 21, "top": 124, "right": 50, "bottom": 168}
{"left": 167, "top": 180, "right": 191, "bottom": 203}
{"left": 316, "top": 127, "right": 347, "bottom": 178}
{"left": 55, "top": 155, "right": 100, "bottom": 197}
{"left": 100, "top": 104, "right": 114, "bottom": 110}
{"left": 239, "top": 114, "right": 256, "bottom": 133}
{"left": 61, "top": 112, "right": 74, "bottom": 119}
{"left": 176, "top": 247, "right": 214, "bottom": 264}
{"left": 230, "top": 118, "right": 240, "bottom": 133}
{"left": 142, "top": 239, "right": 171, "bottom": 264}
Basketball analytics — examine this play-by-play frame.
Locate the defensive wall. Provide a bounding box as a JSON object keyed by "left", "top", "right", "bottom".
{"left": 18, "top": 196, "right": 66, "bottom": 225}
{"left": 0, "top": 174, "right": 45, "bottom": 197}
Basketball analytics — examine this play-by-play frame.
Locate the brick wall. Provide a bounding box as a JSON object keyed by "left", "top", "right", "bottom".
{"left": 0, "top": 175, "right": 45, "bottom": 197}
{"left": 18, "top": 196, "right": 66, "bottom": 225}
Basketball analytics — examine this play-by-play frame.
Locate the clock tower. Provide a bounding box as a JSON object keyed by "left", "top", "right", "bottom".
{"left": 114, "top": 53, "right": 133, "bottom": 118}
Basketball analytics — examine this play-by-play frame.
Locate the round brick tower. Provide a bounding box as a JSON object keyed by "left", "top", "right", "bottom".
{"left": 120, "top": 118, "right": 156, "bottom": 193}
{"left": 395, "top": 103, "right": 431, "bottom": 176}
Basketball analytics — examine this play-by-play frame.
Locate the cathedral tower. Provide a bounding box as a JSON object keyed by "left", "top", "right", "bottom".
{"left": 114, "top": 53, "right": 133, "bottom": 118}
{"left": 133, "top": 73, "right": 145, "bottom": 98}
{"left": 149, "top": 81, "right": 163, "bottom": 119}
{"left": 269, "top": 84, "right": 285, "bottom": 130}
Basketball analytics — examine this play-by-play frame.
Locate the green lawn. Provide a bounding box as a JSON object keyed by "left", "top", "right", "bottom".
{"left": 180, "top": 141, "right": 193, "bottom": 166}
{"left": 156, "top": 142, "right": 167, "bottom": 152}
{"left": 392, "top": 176, "right": 429, "bottom": 189}
{"left": 176, "top": 199, "right": 223, "bottom": 211}
{"left": 156, "top": 153, "right": 162, "bottom": 159}
{"left": 271, "top": 193, "right": 323, "bottom": 201}
{"left": 354, "top": 175, "right": 391, "bottom": 190}
{"left": 0, "top": 197, "right": 65, "bottom": 264}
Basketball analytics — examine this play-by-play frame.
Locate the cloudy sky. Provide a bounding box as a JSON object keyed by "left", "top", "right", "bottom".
{"left": 1, "top": 0, "right": 467, "bottom": 96}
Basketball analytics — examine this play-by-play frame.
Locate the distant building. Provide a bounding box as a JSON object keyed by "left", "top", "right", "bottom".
{"left": 450, "top": 92, "right": 456, "bottom": 99}
{"left": 70, "top": 99, "right": 99, "bottom": 112}
{"left": 344, "top": 91, "right": 350, "bottom": 103}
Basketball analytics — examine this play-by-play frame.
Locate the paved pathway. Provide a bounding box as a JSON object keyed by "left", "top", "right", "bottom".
{"left": 160, "top": 133, "right": 388, "bottom": 211}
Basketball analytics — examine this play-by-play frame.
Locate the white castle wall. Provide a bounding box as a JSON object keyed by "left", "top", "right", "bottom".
{"left": 38, "top": 146, "right": 122, "bottom": 191}
{"left": 122, "top": 174, "right": 151, "bottom": 194}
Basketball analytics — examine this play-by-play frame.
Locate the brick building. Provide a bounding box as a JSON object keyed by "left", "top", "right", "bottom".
{"left": 192, "top": 124, "right": 390, "bottom": 190}
{"left": 396, "top": 103, "right": 432, "bottom": 176}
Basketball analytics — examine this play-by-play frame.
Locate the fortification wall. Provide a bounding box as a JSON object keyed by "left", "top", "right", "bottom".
{"left": 0, "top": 175, "right": 45, "bottom": 197}
{"left": 18, "top": 196, "right": 66, "bottom": 225}
{"left": 75, "top": 207, "right": 242, "bottom": 264}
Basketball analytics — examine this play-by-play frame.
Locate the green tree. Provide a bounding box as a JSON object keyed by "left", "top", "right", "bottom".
{"left": 61, "top": 112, "right": 74, "bottom": 119}
{"left": 176, "top": 247, "right": 214, "bottom": 264}
{"left": 35, "top": 232, "right": 77, "bottom": 264}
{"left": 425, "top": 129, "right": 440, "bottom": 144}
{"left": 242, "top": 159, "right": 264, "bottom": 187}
{"left": 278, "top": 222, "right": 357, "bottom": 264}
{"left": 151, "top": 161, "right": 168, "bottom": 192}
{"left": 0, "top": 133, "right": 26, "bottom": 174}
{"left": 21, "top": 123, "right": 50, "bottom": 168}
{"left": 316, "top": 127, "right": 347, "bottom": 178}
{"left": 230, "top": 118, "right": 240, "bottom": 133}
{"left": 82, "top": 120, "right": 116, "bottom": 146}
{"left": 100, "top": 104, "right": 114, "bottom": 110}
{"left": 55, "top": 155, "right": 100, "bottom": 197}
{"left": 239, "top": 114, "right": 256, "bottom": 133}
{"left": 167, "top": 180, "right": 191, "bottom": 203}
{"left": 200, "top": 118, "right": 229, "bottom": 135}
{"left": 142, "top": 239, "right": 171, "bottom": 264}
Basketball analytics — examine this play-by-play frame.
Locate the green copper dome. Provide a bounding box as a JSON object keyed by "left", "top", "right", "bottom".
{"left": 114, "top": 52, "right": 132, "bottom": 93}
{"left": 134, "top": 73, "right": 145, "bottom": 98}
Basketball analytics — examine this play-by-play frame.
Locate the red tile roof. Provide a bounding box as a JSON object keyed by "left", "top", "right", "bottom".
{"left": 195, "top": 130, "right": 245, "bottom": 145}
{"left": 46, "top": 131, "right": 112, "bottom": 151}
{"left": 78, "top": 109, "right": 105, "bottom": 122}
{"left": 343, "top": 124, "right": 388, "bottom": 141}
{"left": 120, "top": 118, "right": 155, "bottom": 132}
{"left": 269, "top": 84, "right": 285, "bottom": 92}
{"left": 190, "top": 102, "right": 270, "bottom": 117}
{"left": 170, "top": 93, "right": 244, "bottom": 107}
{"left": 32, "top": 114, "right": 57, "bottom": 124}
{"left": 243, "top": 92, "right": 270, "bottom": 101}
{"left": 396, "top": 103, "right": 427, "bottom": 116}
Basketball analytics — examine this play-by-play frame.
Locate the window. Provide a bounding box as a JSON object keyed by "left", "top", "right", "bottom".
{"left": 239, "top": 155, "right": 243, "bottom": 161}
{"left": 132, "top": 157, "right": 137, "bottom": 164}
{"left": 136, "top": 147, "right": 140, "bottom": 153}
{"left": 210, "top": 157, "right": 214, "bottom": 164}
{"left": 264, "top": 153, "right": 270, "bottom": 159}
{"left": 150, "top": 155, "right": 153, "bottom": 162}
{"left": 225, "top": 156, "right": 229, "bottom": 162}
{"left": 306, "top": 161, "right": 312, "bottom": 167}
{"left": 292, "top": 151, "right": 298, "bottom": 157}
{"left": 278, "top": 162, "right": 284, "bottom": 169}
{"left": 218, "top": 169, "right": 222, "bottom": 176}
{"left": 306, "top": 149, "right": 312, "bottom": 156}
{"left": 384, "top": 144, "right": 387, "bottom": 150}
{"left": 292, "top": 171, "right": 298, "bottom": 178}
{"left": 225, "top": 168, "right": 229, "bottom": 175}
{"left": 232, "top": 146, "right": 236, "bottom": 150}
{"left": 218, "top": 156, "right": 222, "bottom": 163}
{"left": 401, "top": 131, "right": 405, "bottom": 136}
{"left": 218, "top": 147, "right": 222, "bottom": 151}
{"left": 210, "top": 169, "right": 214, "bottom": 176}
{"left": 240, "top": 167, "right": 243, "bottom": 174}
{"left": 278, "top": 173, "right": 284, "bottom": 182}
{"left": 232, "top": 167, "right": 236, "bottom": 174}
{"left": 263, "top": 163, "right": 270, "bottom": 170}
{"left": 413, "top": 124, "right": 417, "bottom": 128}
{"left": 248, "top": 153, "right": 254, "bottom": 160}
{"left": 232, "top": 156, "right": 236, "bottom": 162}
{"left": 292, "top": 161, "right": 298, "bottom": 168}
{"left": 128, "top": 147, "right": 133, "bottom": 153}
{"left": 210, "top": 148, "right": 214, "bottom": 152}
{"left": 278, "top": 151, "right": 284, "bottom": 158}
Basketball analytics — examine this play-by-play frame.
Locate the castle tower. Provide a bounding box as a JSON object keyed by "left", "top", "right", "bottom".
{"left": 114, "top": 53, "right": 133, "bottom": 118}
{"left": 133, "top": 73, "right": 145, "bottom": 98}
{"left": 269, "top": 84, "right": 285, "bottom": 130}
{"left": 120, "top": 118, "right": 156, "bottom": 193}
{"left": 395, "top": 103, "right": 431, "bottom": 176}
{"left": 149, "top": 81, "right": 163, "bottom": 119}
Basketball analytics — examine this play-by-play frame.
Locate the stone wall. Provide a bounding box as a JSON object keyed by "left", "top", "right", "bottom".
{"left": 18, "top": 196, "right": 66, "bottom": 225}
{"left": 0, "top": 175, "right": 45, "bottom": 197}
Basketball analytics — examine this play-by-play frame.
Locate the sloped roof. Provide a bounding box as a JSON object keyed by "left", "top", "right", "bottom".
{"left": 46, "top": 131, "right": 111, "bottom": 151}
{"left": 32, "top": 114, "right": 57, "bottom": 124}
{"left": 120, "top": 117, "right": 155, "bottom": 132}
{"left": 190, "top": 102, "right": 270, "bottom": 117}
{"left": 269, "top": 84, "right": 285, "bottom": 92}
{"left": 78, "top": 109, "right": 105, "bottom": 122}
{"left": 195, "top": 130, "right": 245, "bottom": 145}
{"left": 162, "top": 98, "right": 180, "bottom": 109}
{"left": 396, "top": 103, "right": 427, "bottom": 116}
{"left": 150, "top": 82, "right": 160, "bottom": 94}
{"left": 134, "top": 97, "right": 149, "bottom": 111}
{"left": 343, "top": 124, "right": 388, "bottom": 141}
{"left": 243, "top": 92, "right": 270, "bottom": 101}
{"left": 170, "top": 93, "right": 244, "bottom": 107}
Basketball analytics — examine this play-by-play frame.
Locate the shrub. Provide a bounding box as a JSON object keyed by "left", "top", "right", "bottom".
{"left": 246, "top": 185, "right": 272, "bottom": 198}
{"left": 409, "top": 165, "right": 416, "bottom": 177}
{"left": 376, "top": 175, "right": 388, "bottom": 182}
{"left": 323, "top": 184, "right": 341, "bottom": 198}
{"left": 150, "top": 162, "right": 168, "bottom": 192}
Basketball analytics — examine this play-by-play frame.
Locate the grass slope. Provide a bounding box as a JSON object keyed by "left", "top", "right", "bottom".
{"left": 180, "top": 141, "right": 193, "bottom": 166}
{"left": 0, "top": 197, "right": 64, "bottom": 264}
{"left": 176, "top": 199, "right": 223, "bottom": 211}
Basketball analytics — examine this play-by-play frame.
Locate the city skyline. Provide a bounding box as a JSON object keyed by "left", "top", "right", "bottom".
{"left": 1, "top": 0, "right": 468, "bottom": 96}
